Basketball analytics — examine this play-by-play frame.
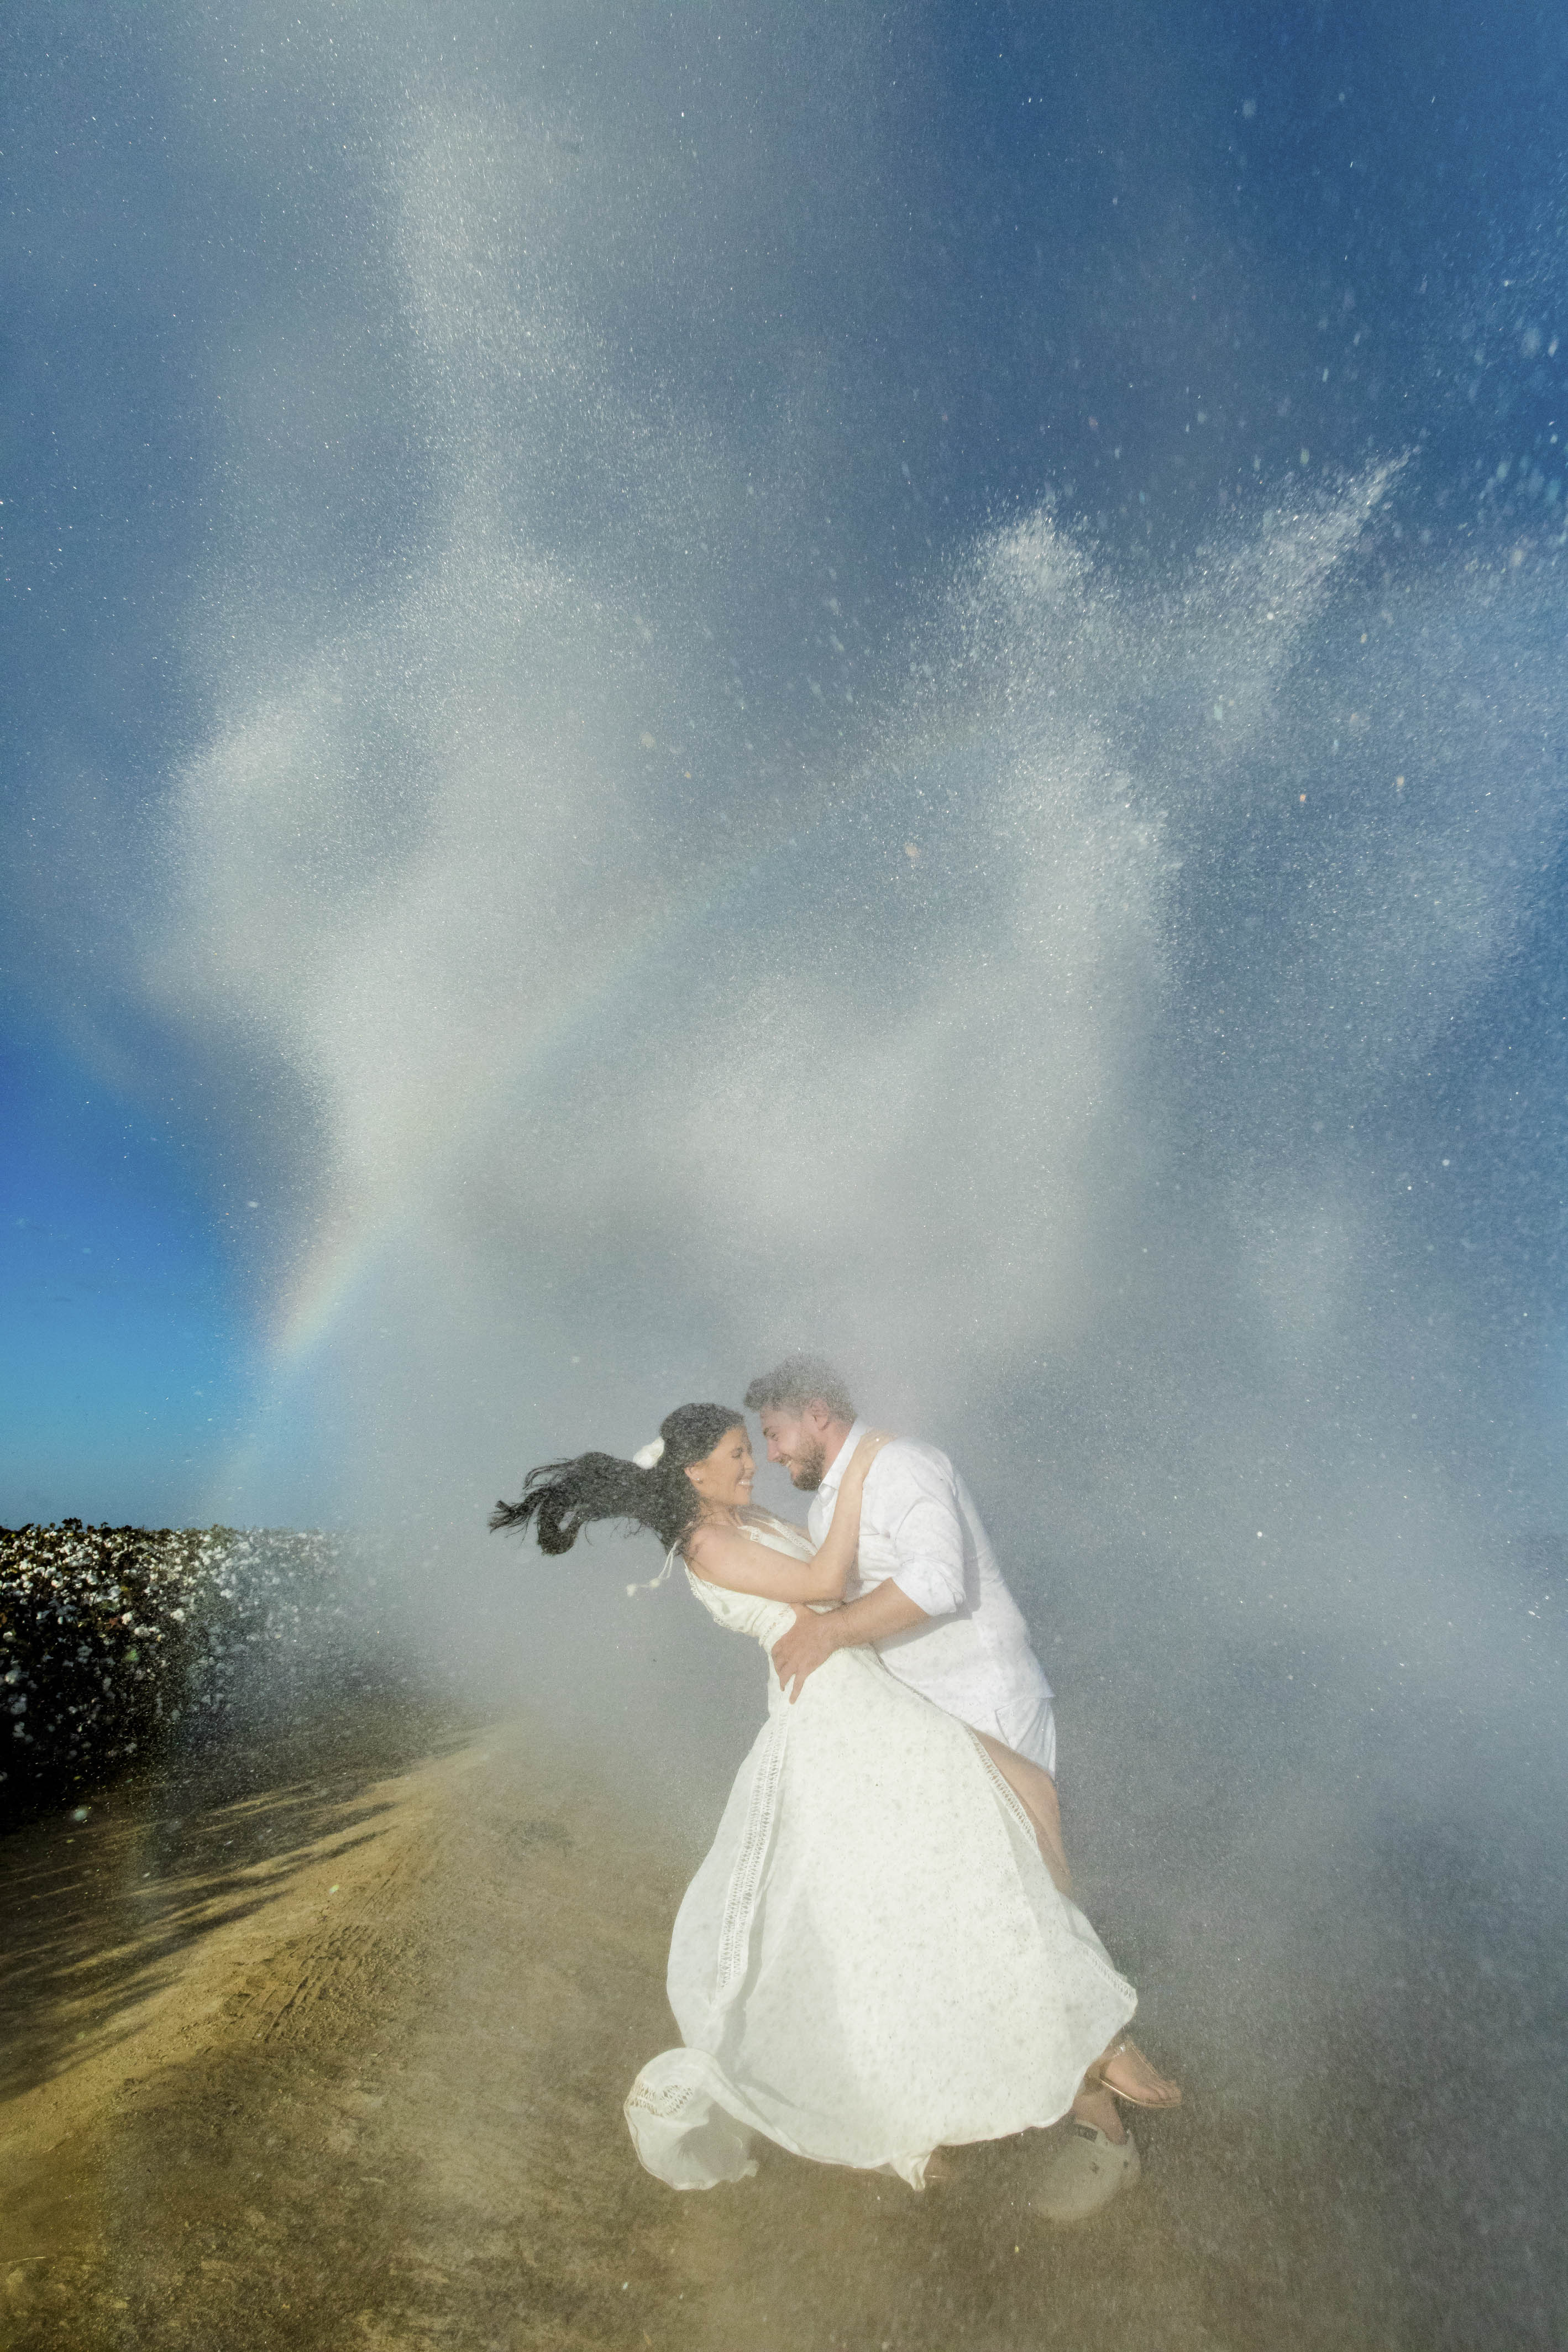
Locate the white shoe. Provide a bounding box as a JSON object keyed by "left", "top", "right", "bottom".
{"left": 1031, "top": 2120, "right": 1141, "bottom": 2224}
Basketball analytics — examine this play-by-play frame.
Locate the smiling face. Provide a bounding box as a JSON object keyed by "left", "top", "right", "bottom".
{"left": 757, "top": 1402, "right": 840, "bottom": 1491}
{"left": 683, "top": 1423, "right": 755, "bottom": 1515}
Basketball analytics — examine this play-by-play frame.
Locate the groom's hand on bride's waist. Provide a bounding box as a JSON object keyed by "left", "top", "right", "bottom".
{"left": 773, "top": 1580, "right": 931, "bottom": 1699}
{"left": 771, "top": 1606, "right": 841, "bottom": 1702}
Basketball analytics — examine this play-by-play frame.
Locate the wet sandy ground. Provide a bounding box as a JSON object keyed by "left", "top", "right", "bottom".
{"left": 2, "top": 1706, "right": 1418, "bottom": 2352}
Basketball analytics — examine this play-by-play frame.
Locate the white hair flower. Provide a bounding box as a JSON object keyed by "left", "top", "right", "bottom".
{"left": 631, "top": 1438, "right": 665, "bottom": 1470}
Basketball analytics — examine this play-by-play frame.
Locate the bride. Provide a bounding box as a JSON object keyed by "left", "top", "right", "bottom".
{"left": 493, "top": 1401, "right": 1179, "bottom": 2212}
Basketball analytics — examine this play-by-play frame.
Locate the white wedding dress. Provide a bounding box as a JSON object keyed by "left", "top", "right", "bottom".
{"left": 624, "top": 1516, "right": 1137, "bottom": 2191}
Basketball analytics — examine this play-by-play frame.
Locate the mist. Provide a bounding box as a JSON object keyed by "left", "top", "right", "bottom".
{"left": 7, "top": 3, "right": 1567, "bottom": 2341}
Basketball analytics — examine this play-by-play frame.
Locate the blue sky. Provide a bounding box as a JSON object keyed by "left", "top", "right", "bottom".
{"left": 3, "top": 0, "right": 1567, "bottom": 1527}
{"left": 1, "top": 1023, "right": 255, "bottom": 1522}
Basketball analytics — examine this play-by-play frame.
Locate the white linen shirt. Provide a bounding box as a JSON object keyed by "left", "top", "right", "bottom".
{"left": 806, "top": 1421, "right": 1058, "bottom": 1775}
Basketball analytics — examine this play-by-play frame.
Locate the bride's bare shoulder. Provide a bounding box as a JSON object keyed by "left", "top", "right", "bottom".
{"left": 681, "top": 1521, "right": 735, "bottom": 1583}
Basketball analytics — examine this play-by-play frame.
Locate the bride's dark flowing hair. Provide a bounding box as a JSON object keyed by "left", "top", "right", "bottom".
{"left": 490, "top": 1401, "right": 746, "bottom": 1556}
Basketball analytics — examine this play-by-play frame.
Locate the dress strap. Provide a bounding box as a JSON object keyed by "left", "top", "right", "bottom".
{"left": 626, "top": 1542, "right": 683, "bottom": 1599}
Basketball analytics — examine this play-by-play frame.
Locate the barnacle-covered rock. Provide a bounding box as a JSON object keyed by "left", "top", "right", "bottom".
{"left": 0, "top": 1523, "right": 380, "bottom": 1825}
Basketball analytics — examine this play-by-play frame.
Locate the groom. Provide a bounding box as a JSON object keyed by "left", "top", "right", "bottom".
{"left": 744, "top": 1352, "right": 1149, "bottom": 2221}
{"left": 743, "top": 1353, "right": 1058, "bottom": 1777}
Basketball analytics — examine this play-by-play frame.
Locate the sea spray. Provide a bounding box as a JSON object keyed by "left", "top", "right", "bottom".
{"left": 0, "top": 1523, "right": 398, "bottom": 1822}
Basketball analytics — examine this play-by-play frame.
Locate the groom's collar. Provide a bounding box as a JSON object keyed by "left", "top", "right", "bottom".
{"left": 817, "top": 1418, "right": 866, "bottom": 1498}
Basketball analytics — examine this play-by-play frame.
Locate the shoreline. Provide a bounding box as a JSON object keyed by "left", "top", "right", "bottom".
{"left": 2, "top": 1695, "right": 1410, "bottom": 2351}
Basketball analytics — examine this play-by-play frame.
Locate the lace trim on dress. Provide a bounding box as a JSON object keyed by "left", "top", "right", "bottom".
{"left": 712, "top": 1714, "right": 790, "bottom": 2010}
{"left": 625, "top": 2075, "right": 703, "bottom": 2119}
{"left": 967, "top": 1732, "right": 1040, "bottom": 1843}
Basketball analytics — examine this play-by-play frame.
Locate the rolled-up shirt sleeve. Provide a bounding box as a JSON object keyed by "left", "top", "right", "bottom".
{"left": 878, "top": 1452, "right": 968, "bottom": 1619}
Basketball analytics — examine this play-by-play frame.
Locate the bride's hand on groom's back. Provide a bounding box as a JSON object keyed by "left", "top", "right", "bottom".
{"left": 849, "top": 1428, "right": 896, "bottom": 1479}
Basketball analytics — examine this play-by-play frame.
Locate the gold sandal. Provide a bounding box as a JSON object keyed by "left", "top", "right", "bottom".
{"left": 1084, "top": 2035, "right": 1183, "bottom": 2110}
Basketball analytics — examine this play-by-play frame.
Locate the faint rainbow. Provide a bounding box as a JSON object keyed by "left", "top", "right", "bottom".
{"left": 264, "top": 783, "right": 874, "bottom": 1371}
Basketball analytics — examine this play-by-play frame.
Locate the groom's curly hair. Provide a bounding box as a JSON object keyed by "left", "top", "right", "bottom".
{"left": 743, "top": 1353, "right": 857, "bottom": 1422}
